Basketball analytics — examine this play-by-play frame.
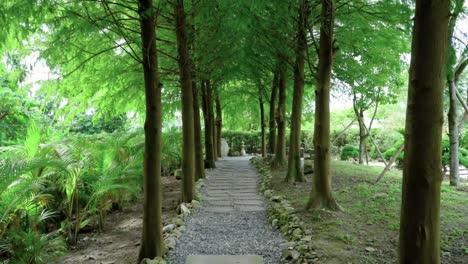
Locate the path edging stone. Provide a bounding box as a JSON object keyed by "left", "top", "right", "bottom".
{"left": 140, "top": 179, "right": 205, "bottom": 264}
{"left": 251, "top": 157, "right": 318, "bottom": 264}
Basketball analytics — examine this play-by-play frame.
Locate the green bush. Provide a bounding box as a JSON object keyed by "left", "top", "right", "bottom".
{"left": 461, "top": 130, "right": 468, "bottom": 149}
{"left": 340, "top": 145, "right": 359, "bottom": 160}
{"left": 331, "top": 128, "right": 360, "bottom": 149}
{"left": 459, "top": 148, "right": 468, "bottom": 167}
{"left": 0, "top": 229, "right": 66, "bottom": 264}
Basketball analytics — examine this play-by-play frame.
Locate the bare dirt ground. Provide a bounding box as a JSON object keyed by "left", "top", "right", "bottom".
{"left": 58, "top": 176, "right": 180, "bottom": 264}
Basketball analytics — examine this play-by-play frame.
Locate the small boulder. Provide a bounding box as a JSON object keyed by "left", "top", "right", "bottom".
{"left": 163, "top": 224, "right": 175, "bottom": 233}
{"left": 191, "top": 200, "right": 201, "bottom": 208}
{"left": 272, "top": 219, "right": 278, "bottom": 227}
{"left": 173, "top": 229, "right": 182, "bottom": 239}
{"left": 180, "top": 204, "right": 190, "bottom": 215}
{"left": 165, "top": 237, "right": 177, "bottom": 250}
{"left": 173, "top": 218, "right": 184, "bottom": 227}
{"left": 292, "top": 228, "right": 302, "bottom": 237}
{"left": 291, "top": 250, "right": 301, "bottom": 260}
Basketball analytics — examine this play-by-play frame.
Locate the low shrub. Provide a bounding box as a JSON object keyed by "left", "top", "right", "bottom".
{"left": 340, "top": 145, "right": 359, "bottom": 161}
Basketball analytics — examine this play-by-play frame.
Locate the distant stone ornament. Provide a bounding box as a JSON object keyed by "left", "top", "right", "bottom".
{"left": 240, "top": 140, "right": 246, "bottom": 156}
{"left": 221, "top": 138, "right": 230, "bottom": 157}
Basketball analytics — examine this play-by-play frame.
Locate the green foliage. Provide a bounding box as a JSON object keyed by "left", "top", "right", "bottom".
{"left": 68, "top": 114, "right": 127, "bottom": 134}
{"left": 383, "top": 139, "right": 405, "bottom": 166}
{"left": 340, "top": 145, "right": 359, "bottom": 161}
{"left": 161, "top": 128, "right": 183, "bottom": 175}
{"left": 0, "top": 125, "right": 145, "bottom": 261}
{"left": 0, "top": 229, "right": 66, "bottom": 264}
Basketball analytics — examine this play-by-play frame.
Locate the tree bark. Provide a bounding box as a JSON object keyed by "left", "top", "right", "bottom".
{"left": 271, "top": 66, "right": 287, "bottom": 168}
{"left": 285, "top": 0, "right": 309, "bottom": 183}
{"left": 215, "top": 92, "right": 222, "bottom": 158}
{"left": 446, "top": 1, "right": 464, "bottom": 187}
{"left": 175, "top": 0, "right": 195, "bottom": 202}
{"left": 352, "top": 93, "right": 368, "bottom": 165}
{"left": 192, "top": 80, "right": 205, "bottom": 180}
{"left": 137, "top": 0, "right": 164, "bottom": 259}
{"left": 398, "top": 0, "right": 449, "bottom": 262}
{"left": 448, "top": 80, "right": 460, "bottom": 186}
{"left": 268, "top": 71, "right": 279, "bottom": 154}
{"left": 307, "top": 0, "right": 339, "bottom": 210}
{"left": 260, "top": 96, "right": 266, "bottom": 157}
{"left": 201, "top": 80, "right": 216, "bottom": 168}
{"left": 210, "top": 83, "right": 218, "bottom": 160}
{"left": 189, "top": 0, "right": 204, "bottom": 181}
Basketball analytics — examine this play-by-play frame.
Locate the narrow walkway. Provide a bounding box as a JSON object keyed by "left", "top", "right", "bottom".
{"left": 167, "top": 157, "right": 286, "bottom": 264}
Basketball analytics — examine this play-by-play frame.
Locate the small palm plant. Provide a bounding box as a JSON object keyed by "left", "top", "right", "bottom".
{"left": 0, "top": 125, "right": 67, "bottom": 262}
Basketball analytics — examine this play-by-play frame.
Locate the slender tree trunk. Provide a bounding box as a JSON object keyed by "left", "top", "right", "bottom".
{"left": 215, "top": 92, "right": 222, "bottom": 158}
{"left": 358, "top": 109, "right": 367, "bottom": 164}
{"left": 260, "top": 96, "right": 266, "bottom": 157}
{"left": 175, "top": 0, "right": 195, "bottom": 202}
{"left": 398, "top": 0, "right": 449, "bottom": 262}
{"left": 138, "top": 0, "right": 164, "bottom": 259}
{"left": 189, "top": 0, "right": 204, "bottom": 181}
{"left": 286, "top": 0, "right": 308, "bottom": 183}
{"left": 375, "top": 143, "right": 404, "bottom": 184}
{"left": 201, "top": 80, "right": 216, "bottom": 168}
{"left": 446, "top": 1, "right": 464, "bottom": 187}
{"left": 307, "top": 0, "right": 339, "bottom": 210}
{"left": 268, "top": 72, "right": 279, "bottom": 154}
{"left": 272, "top": 66, "right": 287, "bottom": 168}
{"left": 192, "top": 80, "right": 205, "bottom": 180}
{"left": 209, "top": 82, "right": 218, "bottom": 160}
{"left": 352, "top": 94, "right": 367, "bottom": 165}
{"left": 331, "top": 118, "right": 355, "bottom": 145}
{"left": 448, "top": 80, "right": 460, "bottom": 186}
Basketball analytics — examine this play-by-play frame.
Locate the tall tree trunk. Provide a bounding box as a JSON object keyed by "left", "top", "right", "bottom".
{"left": 272, "top": 65, "right": 287, "bottom": 168}
{"left": 448, "top": 80, "right": 460, "bottom": 186}
{"left": 201, "top": 80, "right": 216, "bottom": 168}
{"left": 352, "top": 93, "right": 367, "bottom": 164}
{"left": 285, "top": 0, "right": 308, "bottom": 183}
{"left": 175, "top": 0, "right": 195, "bottom": 202}
{"left": 137, "top": 0, "right": 164, "bottom": 259}
{"left": 192, "top": 80, "right": 205, "bottom": 180}
{"left": 446, "top": 0, "right": 464, "bottom": 187}
{"left": 215, "top": 92, "right": 222, "bottom": 158}
{"left": 307, "top": 0, "right": 339, "bottom": 210}
{"left": 189, "top": 0, "right": 204, "bottom": 181}
{"left": 398, "top": 0, "right": 449, "bottom": 262}
{"left": 210, "top": 82, "right": 218, "bottom": 160}
{"left": 268, "top": 72, "right": 279, "bottom": 154}
{"left": 358, "top": 109, "right": 367, "bottom": 164}
{"left": 260, "top": 96, "right": 266, "bottom": 157}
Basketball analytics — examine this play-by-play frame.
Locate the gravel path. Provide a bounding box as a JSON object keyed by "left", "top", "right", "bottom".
{"left": 167, "top": 156, "right": 286, "bottom": 264}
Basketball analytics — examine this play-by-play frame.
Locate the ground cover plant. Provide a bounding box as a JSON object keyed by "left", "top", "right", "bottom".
{"left": 268, "top": 160, "right": 467, "bottom": 264}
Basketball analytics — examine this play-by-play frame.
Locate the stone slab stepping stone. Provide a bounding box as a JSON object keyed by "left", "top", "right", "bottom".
{"left": 205, "top": 206, "right": 235, "bottom": 213}
{"left": 207, "top": 200, "right": 232, "bottom": 206}
{"left": 232, "top": 195, "right": 261, "bottom": 200}
{"left": 234, "top": 200, "right": 264, "bottom": 206}
{"left": 238, "top": 206, "right": 264, "bottom": 212}
{"left": 186, "top": 255, "right": 264, "bottom": 264}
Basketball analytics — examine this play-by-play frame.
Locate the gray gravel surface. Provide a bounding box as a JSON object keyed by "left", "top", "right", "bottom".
{"left": 166, "top": 157, "right": 286, "bottom": 264}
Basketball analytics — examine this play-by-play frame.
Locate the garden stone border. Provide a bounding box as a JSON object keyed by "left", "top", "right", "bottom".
{"left": 251, "top": 157, "right": 320, "bottom": 264}
{"left": 139, "top": 179, "right": 205, "bottom": 264}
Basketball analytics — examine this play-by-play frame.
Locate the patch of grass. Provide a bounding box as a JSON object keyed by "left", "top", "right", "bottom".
{"left": 269, "top": 160, "right": 468, "bottom": 264}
